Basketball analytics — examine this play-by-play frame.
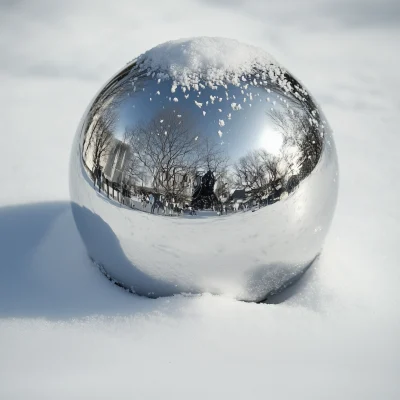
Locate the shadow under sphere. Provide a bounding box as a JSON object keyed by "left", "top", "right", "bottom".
{"left": 69, "top": 37, "right": 338, "bottom": 302}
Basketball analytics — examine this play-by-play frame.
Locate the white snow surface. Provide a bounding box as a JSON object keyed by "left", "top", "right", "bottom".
{"left": 136, "top": 37, "right": 280, "bottom": 90}
{"left": 1, "top": 1, "right": 400, "bottom": 399}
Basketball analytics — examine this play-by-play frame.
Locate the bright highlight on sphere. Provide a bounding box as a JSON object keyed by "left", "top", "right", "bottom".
{"left": 69, "top": 37, "right": 338, "bottom": 302}
{"left": 259, "top": 129, "right": 283, "bottom": 155}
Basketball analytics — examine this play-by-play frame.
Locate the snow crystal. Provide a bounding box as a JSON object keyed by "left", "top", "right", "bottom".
{"left": 219, "top": 119, "right": 225, "bottom": 127}
{"left": 218, "top": 130, "right": 223, "bottom": 138}
{"left": 203, "top": 111, "right": 206, "bottom": 116}
{"left": 173, "top": 97, "right": 179, "bottom": 102}
{"left": 231, "top": 103, "right": 242, "bottom": 111}
{"left": 194, "top": 101, "right": 202, "bottom": 108}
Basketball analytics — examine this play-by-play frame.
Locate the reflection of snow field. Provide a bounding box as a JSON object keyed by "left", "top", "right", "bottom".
{"left": 71, "top": 130, "right": 337, "bottom": 301}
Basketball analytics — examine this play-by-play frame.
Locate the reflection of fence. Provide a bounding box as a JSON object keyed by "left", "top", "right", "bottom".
{"left": 83, "top": 158, "right": 132, "bottom": 206}
{"left": 101, "top": 180, "right": 131, "bottom": 205}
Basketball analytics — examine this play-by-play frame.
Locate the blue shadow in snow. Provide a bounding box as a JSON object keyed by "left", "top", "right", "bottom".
{"left": 0, "top": 202, "right": 184, "bottom": 319}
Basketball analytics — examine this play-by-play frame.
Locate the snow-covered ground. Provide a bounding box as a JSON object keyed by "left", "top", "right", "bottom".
{"left": 1, "top": 1, "right": 399, "bottom": 398}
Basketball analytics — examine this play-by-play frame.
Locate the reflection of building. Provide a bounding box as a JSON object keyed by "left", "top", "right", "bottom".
{"left": 103, "top": 139, "right": 131, "bottom": 182}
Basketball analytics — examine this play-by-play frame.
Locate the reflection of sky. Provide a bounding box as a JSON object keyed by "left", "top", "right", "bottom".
{"left": 114, "top": 76, "right": 291, "bottom": 162}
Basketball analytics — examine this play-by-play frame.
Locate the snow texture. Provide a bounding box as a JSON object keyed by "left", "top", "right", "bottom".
{"left": 135, "top": 37, "right": 280, "bottom": 91}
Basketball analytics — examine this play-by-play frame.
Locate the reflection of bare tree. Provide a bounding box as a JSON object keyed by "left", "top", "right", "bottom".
{"left": 234, "top": 149, "right": 287, "bottom": 201}
{"left": 123, "top": 112, "right": 230, "bottom": 207}
{"left": 262, "top": 151, "right": 287, "bottom": 191}
{"left": 234, "top": 151, "right": 268, "bottom": 200}
{"left": 248, "top": 66, "right": 325, "bottom": 182}
{"left": 198, "top": 138, "right": 229, "bottom": 179}
{"left": 82, "top": 62, "right": 147, "bottom": 161}
{"left": 122, "top": 128, "right": 147, "bottom": 188}
{"left": 215, "top": 169, "right": 235, "bottom": 200}
{"left": 268, "top": 108, "right": 323, "bottom": 179}
{"left": 90, "top": 109, "right": 116, "bottom": 174}
{"left": 125, "top": 113, "right": 202, "bottom": 202}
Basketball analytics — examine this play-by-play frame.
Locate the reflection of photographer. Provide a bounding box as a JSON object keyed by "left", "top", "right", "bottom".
{"left": 191, "top": 169, "right": 219, "bottom": 209}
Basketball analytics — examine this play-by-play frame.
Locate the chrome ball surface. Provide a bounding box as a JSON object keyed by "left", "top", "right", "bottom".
{"left": 69, "top": 37, "right": 338, "bottom": 302}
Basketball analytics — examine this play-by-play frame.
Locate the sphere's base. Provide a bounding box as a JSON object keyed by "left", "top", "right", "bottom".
{"left": 91, "top": 255, "right": 315, "bottom": 303}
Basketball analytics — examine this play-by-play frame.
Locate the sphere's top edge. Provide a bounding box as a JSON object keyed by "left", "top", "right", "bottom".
{"left": 129, "top": 37, "right": 285, "bottom": 91}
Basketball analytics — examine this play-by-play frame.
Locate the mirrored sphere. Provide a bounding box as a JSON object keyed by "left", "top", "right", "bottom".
{"left": 70, "top": 38, "right": 338, "bottom": 302}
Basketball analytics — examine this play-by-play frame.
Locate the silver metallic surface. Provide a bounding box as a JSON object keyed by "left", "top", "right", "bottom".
{"left": 70, "top": 49, "right": 338, "bottom": 302}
